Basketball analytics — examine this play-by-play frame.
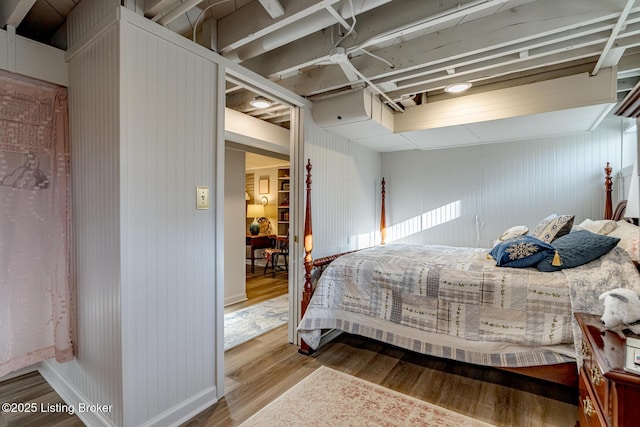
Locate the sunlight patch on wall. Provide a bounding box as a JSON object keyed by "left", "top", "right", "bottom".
{"left": 387, "top": 201, "right": 461, "bottom": 242}
{"left": 351, "top": 231, "right": 376, "bottom": 250}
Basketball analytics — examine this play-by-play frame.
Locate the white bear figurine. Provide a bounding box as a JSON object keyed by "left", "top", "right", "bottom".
{"left": 599, "top": 288, "right": 640, "bottom": 335}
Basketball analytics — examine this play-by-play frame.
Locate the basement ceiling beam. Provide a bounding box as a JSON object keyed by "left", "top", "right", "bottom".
{"left": 156, "top": 0, "right": 202, "bottom": 26}
{"left": 618, "top": 50, "right": 640, "bottom": 75}
{"left": 592, "top": 0, "right": 636, "bottom": 75}
{"left": 217, "top": 0, "right": 342, "bottom": 54}
{"left": 259, "top": 0, "right": 285, "bottom": 19}
{"left": 241, "top": 0, "right": 516, "bottom": 78}
{"left": 274, "top": 0, "right": 640, "bottom": 96}
{"left": 383, "top": 19, "right": 640, "bottom": 87}
{"left": 388, "top": 24, "right": 640, "bottom": 94}
{"left": 384, "top": 47, "right": 606, "bottom": 100}
{"left": 0, "top": 0, "right": 36, "bottom": 28}
{"left": 144, "top": 0, "right": 177, "bottom": 18}
{"left": 618, "top": 76, "right": 640, "bottom": 92}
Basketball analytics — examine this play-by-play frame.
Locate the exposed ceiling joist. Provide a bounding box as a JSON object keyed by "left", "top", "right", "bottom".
{"left": 241, "top": 0, "right": 514, "bottom": 78}
{"left": 217, "top": 0, "right": 342, "bottom": 54}
{"left": 155, "top": 0, "right": 204, "bottom": 26}
{"left": 384, "top": 50, "right": 605, "bottom": 100}
{"left": 12, "top": 0, "right": 640, "bottom": 149}
{"left": 385, "top": 32, "right": 640, "bottom": 97}
{"left": 0, "top": 0, "right": 36, "bottom": 28}
{"left": 258, "top": 0, "right": 285, "bottom": 19}
{"left": 592, "top": 0, "right": 636, "bottom": 75}
{"left": 273, "top": 0, "right": 640, "bottom": 97}
{"left": 144, "top": 0, "right": 176, "bottom": 18}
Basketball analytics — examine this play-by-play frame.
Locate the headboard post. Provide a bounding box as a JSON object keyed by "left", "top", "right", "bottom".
{"left": 299, "top": 159, "right": 314, "bottom": 354}
{"left": 380, "top": 177, "right": 386, "bottom": 245}
{"left": 605, "top": 162, "right": 613, "bottom": 220}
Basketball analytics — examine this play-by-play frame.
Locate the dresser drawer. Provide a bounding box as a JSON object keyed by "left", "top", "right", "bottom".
{"left": 578, "top": 367, "right": 607, "bottom": 427}
{"left": 581, "top": 336, "right": 597, "bottom": 372}
{"left": 587, "top": 363, "right": 609, "bottom": 419}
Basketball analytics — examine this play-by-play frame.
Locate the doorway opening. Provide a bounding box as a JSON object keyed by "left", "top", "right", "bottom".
{"left": 223, "top": 148, "right": 290, "bottom": 352}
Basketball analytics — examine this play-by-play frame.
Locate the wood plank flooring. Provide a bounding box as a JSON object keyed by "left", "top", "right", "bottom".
{"left": 0, "top": 267, "right": 578, "bottom": 426}
{"left": 0, "top": 371, "right": 84, "bottom": 427}
{"left": 188, "top": 326, "right": 578, "bottom": 427}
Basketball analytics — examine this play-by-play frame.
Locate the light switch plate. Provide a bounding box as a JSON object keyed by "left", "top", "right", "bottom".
{"left": 196, "top": 186, "right": 209, "bottom": 210}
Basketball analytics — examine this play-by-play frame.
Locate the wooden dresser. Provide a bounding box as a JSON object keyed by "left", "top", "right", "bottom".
{"left": 575, "top": 312, "right": 640, "bottom": 426}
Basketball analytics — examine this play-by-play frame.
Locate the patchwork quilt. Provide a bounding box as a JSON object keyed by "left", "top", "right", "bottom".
{"left": 297, "top": 243, "right": 640, "bottom": 367}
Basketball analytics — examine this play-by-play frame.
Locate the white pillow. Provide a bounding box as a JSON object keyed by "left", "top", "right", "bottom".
{"left": 493, "top": 225, "right": 529, "bottom": 247}
{"left": 608, "top": 220, "right": 640, "bottom": 255}
{"left": 576, "top": 219, "right": 617, "bottom": 235}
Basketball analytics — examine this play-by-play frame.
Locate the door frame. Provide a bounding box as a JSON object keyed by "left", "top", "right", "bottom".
{"left": 216, "top": 62, "right": 310, "bottom": 397}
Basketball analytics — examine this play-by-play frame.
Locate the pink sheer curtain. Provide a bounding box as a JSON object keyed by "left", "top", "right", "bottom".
{"left": 0, "top": 71, "right": 73, "bottom": 377}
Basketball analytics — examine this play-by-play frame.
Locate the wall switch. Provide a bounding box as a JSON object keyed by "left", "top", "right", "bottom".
{"left": 196, "top": 186, "right": 209, "bottom": 210}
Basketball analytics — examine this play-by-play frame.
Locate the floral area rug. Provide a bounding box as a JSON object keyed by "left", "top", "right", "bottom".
{"left": 240, "top": 366, "right": 495, "bottom": 426}
{"left": 224, "top": 294, "right": 288, "bottom": 351}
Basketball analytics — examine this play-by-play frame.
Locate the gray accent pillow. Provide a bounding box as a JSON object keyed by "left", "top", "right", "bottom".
{"left": 537, "top": 230, "right": 620, "bottom": 272}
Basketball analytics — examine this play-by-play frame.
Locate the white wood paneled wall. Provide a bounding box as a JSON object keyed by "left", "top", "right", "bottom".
{"left": 40, "top": 22, "right": 123, "bottom": 427}
{"left": 381, "top": 115, "right": 634, "bottom": 248}
{"left": 119, "top": 17, "right": 217, "bottom": 427}
{"left": 303, "top": 118, "right": 380, "bottom": 259}
{"left": 42, "top": 4, "right": 220, "bottom": 427}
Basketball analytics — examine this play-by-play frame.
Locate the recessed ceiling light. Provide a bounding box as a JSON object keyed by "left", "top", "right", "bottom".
{"left": 444, "top": 82, "right": 472, "bottom": 93}
{"left": 250, "top": 96, "right": 272, "bottom": 108}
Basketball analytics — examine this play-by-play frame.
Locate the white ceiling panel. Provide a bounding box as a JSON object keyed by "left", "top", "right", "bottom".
{"left": 402, "top": 125, "right": 482, "bottom": 150}
{"left": 465, "top": 103, "right": 617, "bottom": 142}
{"left": 351, "top": 133, "right": 416, "bottom": 152}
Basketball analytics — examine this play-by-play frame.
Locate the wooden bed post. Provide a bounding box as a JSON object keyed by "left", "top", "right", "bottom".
{"left": 605, "top": 162, "right": 613, "bottom": 220}
{"left": 299, "top": 159, "right": 314, "bottom": 354}
{"left": 380, "top": 177, "right": 386, "bottom": 245}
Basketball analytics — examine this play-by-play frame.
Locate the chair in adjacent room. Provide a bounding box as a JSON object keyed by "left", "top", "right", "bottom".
{"left": 263, "top": 236, "right": 288, "bottom": 277}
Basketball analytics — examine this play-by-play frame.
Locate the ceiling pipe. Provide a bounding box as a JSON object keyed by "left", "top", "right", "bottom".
{"left": 223, "top": 0, "right": 391, "bottom": 62}
{"left": 591, "top": 0, "right": 636, "bottom": 76}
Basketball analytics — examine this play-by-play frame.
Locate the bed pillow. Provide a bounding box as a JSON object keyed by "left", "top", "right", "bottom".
{"left": 608, "top": 220, "right": 640, "bottom": 259}
{"left": 493, "top": 225, "right": 529, "bottom": 247}
{"left": 536, "top": 230, "right": 620, "bottom": 272}
{"left": 531, "top": 214, "right": 575, "bottom": 243}
{"left": 489, "top": 235, "right": 555, "bottom": 268}
{"left": 576, "top": 219, "right": 617, "bottom": 235}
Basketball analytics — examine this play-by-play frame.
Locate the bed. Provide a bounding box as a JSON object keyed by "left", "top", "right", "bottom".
{"left": 297, "top": 161, "right": 640, "bottom": 386}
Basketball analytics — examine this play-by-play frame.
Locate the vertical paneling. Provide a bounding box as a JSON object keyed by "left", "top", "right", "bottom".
{"left": 381, "top": 114, "right": 633, "bottom": 248}
{"left": 304, "top": 119, "right": 380, "bottom": 258}
{"left": 41, "top": 23, "right": 123, "bottom": 427}
{"left": 119, "top": 20, "right": 217, "bottom": 427}
{"left": 67, "top": 0, "right": 119, "bottom": 49}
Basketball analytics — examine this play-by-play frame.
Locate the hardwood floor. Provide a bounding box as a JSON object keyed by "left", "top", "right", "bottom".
{"left": 186, "top": 325, "right": 578, "bottom": 427}
{"left": 0, "top": 268, "right": 578, "bottom": 426}
{"left": 225, "top": 265, "right": 288, "bottom": 314}
{"left": 0, "top": 371, "right": 84, "bottom": 427}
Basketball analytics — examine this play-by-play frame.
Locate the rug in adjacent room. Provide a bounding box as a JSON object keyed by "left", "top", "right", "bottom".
{"left": 224, "top": 294, "right": 288, "bottom": 351}
{"left": 240, "top": 366, "right": 496, "bottom": 427}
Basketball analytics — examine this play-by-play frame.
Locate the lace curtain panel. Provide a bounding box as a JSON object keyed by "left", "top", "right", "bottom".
{"left": 0, "top": 71, "right": 73, "bottom": 377}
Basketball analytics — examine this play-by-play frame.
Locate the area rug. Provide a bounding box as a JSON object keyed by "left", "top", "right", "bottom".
{"left": 240, "top": 366, "right": 495, "bottom": 427}
{"left": 224, "top": 294, "right": 288, "bottom": 351}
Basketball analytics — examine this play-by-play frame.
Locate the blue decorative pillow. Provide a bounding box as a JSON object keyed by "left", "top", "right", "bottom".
{"left": 489, "top": 236, "right": 556, "bottom": 268}
{"left": 537, "top": 230, "right": 620, "bottom": 272}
